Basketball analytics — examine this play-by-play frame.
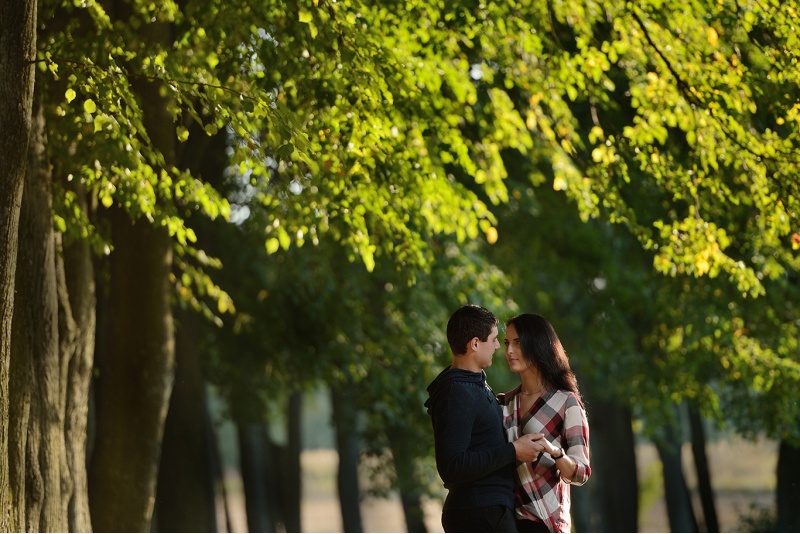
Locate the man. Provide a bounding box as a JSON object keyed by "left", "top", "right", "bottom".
{"left": 425, "top": 305, "right": 542, "bottom": 532}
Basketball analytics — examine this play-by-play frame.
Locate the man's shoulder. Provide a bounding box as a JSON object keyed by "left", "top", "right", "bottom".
{"left": 441, "top": 377, "right": 483, "bottom": 396}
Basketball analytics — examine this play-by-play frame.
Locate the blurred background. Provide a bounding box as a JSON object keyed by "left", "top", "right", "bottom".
{"left": 208, "top": 389, "right": 778, "bottom": 533}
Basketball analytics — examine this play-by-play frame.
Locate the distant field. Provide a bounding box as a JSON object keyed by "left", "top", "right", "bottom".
{"left": 219, "top": 435, "right": 777, "bottom": 532}
{"left": 635, "top": 435, "right": 776, "bottom": 533}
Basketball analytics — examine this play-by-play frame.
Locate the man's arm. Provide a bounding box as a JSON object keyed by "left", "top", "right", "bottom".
{"left": 432, "top": 386, "right": 541, "bottom": 485}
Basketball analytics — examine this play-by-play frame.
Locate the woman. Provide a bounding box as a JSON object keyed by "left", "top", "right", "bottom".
{"left": 498, "top": 313, "right": 591, "bottom": 533}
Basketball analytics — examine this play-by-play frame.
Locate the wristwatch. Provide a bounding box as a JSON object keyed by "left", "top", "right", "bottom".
{"left": 552, "top": 447, "right": 564, "bottom": 459}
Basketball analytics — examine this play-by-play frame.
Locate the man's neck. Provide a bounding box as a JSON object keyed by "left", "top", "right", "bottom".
{"left": 450, "top": 357, "right": 482, "bottom": 373}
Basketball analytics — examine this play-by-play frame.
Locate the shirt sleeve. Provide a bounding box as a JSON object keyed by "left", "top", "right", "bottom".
{"left": 432, "top": 384, "right": 516, "bottom": 485}
{"left": 563, "top": 394, "right": 591, "bottom": 485}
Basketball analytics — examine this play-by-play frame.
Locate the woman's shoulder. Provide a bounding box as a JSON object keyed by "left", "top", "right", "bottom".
{"left": 549, "top": 389, "right": 584, "bottom": 409}
{"left": 496, "top": 385, "right": 521, "bottom": 405}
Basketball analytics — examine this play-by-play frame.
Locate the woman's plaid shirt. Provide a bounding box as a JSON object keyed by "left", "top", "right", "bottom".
{"left": 497, "top": 387, "right": 591, "bottom": 533}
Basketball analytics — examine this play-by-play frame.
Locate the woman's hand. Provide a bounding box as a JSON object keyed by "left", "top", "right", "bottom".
{"left": 533, "top": 435, "right": 561, "bottom": 458}
{"left": 533, "top": 436, "right": 578, "bottom": 481}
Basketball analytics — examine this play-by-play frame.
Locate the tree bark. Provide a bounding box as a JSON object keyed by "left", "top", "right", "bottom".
{"left": 688, "top": 406, "right": 718, "bottom": 533}
{"left": 777, "top": 437, "right": 800, "bottom": 532}
{"left": 60, "top": 179, "right": 96, "bottom": 533}
{"left": 655, "top": 410, "right": 698, "bottom": 533}
{"left": 9, "top": 79, "right": 68, "bottom": 533}
{"left": 0, "top": 0, "right": 37, "bottom": 528}
{"left": 155, "top": 308, "right": 217, "bottom": 532}
{"left": 332, "top": 388, "right": 363, "bottom": 533}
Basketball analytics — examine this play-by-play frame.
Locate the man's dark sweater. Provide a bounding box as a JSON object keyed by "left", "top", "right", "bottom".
{"left": 424, "top": 366, "right": 517, "bottom": 511}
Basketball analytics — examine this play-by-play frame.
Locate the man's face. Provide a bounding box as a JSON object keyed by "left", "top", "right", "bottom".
{"left": 476, "top": 325, "right": 500, "bottom": 369}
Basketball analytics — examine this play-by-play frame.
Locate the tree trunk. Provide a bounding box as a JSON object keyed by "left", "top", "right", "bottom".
{"left": 232, "top": 391, "right": 302, "bottom": 532}
{"left": 332, "top": 388, "right": 363, "bottom": 533}
{"left": 237, "top": 421, "right": 275, "bottom": 532}
{"left": 60, "top": 178, "right": 96, "bottom": 533}
{"left": 155, "top": 121, "right": 228, "bottom": 533}
{"left": 88, "top": 204, "right": 174, "bottom": 532}
{"left": 155, "top": 308, "right": 217, "bottom": 532}
{"left": 777, "top": 437, "right": 800, "bottom": 532}
{"left": 688, "top": 406, "right": 718, "bottom": 533}
{"left": 583, "top": 394, "right": 638, "bottom": 532}
{"left": 387, "top": 425, "right": 427, "bottom": 533}
{"left": 9, "top": 79, "right": 68, "bottom": 533}
{"left": 655, "top": 410, "right": 698, "bottom": 533}
{"left": 398, "top": 491, "right": 427, "bottom": 534}
{"left": 280, "top": 391, "right": 303, "bottom": 533}
{"left": 0, "top": 0, "right": 37, "bottom": 528}
{"left": 87, "top": 10, "right": 176, "bottom": 531}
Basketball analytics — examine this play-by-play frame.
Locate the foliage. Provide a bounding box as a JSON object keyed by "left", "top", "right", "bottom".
{"left": 40, "top": 0, "right": 799, "bottom": 310}
{"left": 506, "top": 0, "right": 800, "bottom": 298}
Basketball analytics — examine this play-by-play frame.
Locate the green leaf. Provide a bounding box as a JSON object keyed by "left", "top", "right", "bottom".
{"left": 265, "top": 238, "right": 280, "bottom": 254}
{"left": 298, "top": 9, "right": 313, "bottom": 23}
{"left": 275, "top": 142, "right": 294, "bottom": 160}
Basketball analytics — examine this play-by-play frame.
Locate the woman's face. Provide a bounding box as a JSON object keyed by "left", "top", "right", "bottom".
{"left": 504, "top": 323, "right": 529, "bottom": 373}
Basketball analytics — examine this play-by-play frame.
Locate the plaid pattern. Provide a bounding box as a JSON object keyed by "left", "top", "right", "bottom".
{"left": 497, "top": 387, "right": 591, "bottom": 533}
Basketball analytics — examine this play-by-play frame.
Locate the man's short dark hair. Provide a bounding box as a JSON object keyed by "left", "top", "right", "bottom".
{"left": 446, "top": 304, "right": 498, "bottom": 356}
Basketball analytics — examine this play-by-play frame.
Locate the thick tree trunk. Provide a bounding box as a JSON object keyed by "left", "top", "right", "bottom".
{"left": 332, "top": 388, "right": 363, "bottom": 533}
{"left": 155, "top": 308, "right": 217, "bottom": 532}
{"left": 9, "top": 81, "right": 68, "bottom": 532}
{"left": 583, "top": 394, "right": 637, "bottom": 532}
{"left": 688, "top": 406, "right": 718, "bottom": 533}
{"left": 777, "top": 437, "right": 800, "bottom": 531}
{"left": 655, "top": 411, "right": 698, "bottom": 533}
{"left": 0, "top": 0, "right": 37, "bottom": 528}
{"left": 88, "top": 205, "right": 174, "bottom": 532}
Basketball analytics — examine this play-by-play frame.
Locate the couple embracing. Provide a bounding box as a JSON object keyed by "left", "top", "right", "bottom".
{"left": 425, "top": 305, "right": 591, "bottom": 533}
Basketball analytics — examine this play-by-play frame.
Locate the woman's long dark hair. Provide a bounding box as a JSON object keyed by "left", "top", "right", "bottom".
{"left": 506, "top": 313, "right": 581, "bottom": 402}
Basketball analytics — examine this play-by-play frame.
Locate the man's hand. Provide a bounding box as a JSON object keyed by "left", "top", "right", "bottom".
{"left": 512, "top": 433, "right": 544, "bottom": 462}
